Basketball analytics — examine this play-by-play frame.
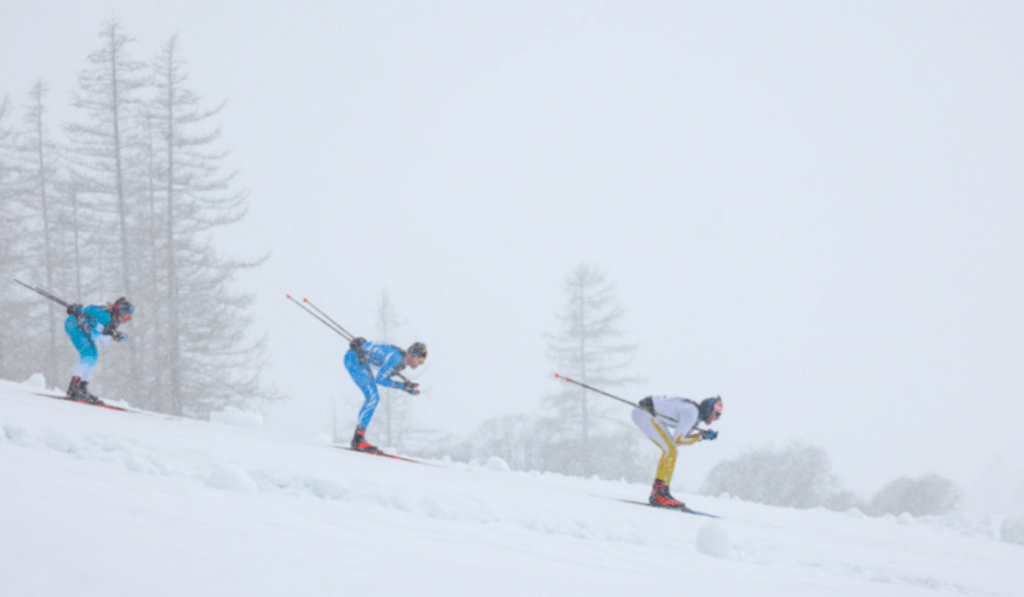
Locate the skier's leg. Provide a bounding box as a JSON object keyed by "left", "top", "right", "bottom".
{"left": 64, "top": 316, "right": 98, "bottom": 399}
{"left": 632, "top": 409, "right": 683, "bottom": 507}
{"left": 345, "top": 350, "right": 380, "bottom": 428}
{"left": 344, "top": 350, "right": 384, "bottom": 453}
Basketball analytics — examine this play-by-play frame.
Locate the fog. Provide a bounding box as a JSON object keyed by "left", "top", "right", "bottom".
{"left": 2, "top": 1, "right": 1022, "bottom": 513}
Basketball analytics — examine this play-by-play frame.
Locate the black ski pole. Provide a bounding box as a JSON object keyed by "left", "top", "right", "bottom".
{"left": 12, "top": 278, "right": 97, "bottom": 324}
{"left": 285, "top": 294, "right": 412, "bottom": 383}
{"left": 286, "top": 295, "right": 351, "bottom": 340}
{"left": 554, "top": 373, "right": 679, "bottom": 424}
{"left": 13, "top": 278, "right": 70, "bottom": 308}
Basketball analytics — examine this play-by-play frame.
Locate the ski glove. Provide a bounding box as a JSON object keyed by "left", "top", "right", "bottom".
{"left": 401, "top": 381, "right": 420, "bottom": 396}
{"left": 700, "top": 429, "right": 718, "bottom": 441}
{"left": 66, "top": 303, "right": 82, "bottom": 316}
{"left": 638, "top": 396, "right": 656, "bottom": 416}
{"left": 349, "top": 337, "right": 367, "bottom": 352}
{"left": 110, "top": 330, "right": 128, "bottom": 342}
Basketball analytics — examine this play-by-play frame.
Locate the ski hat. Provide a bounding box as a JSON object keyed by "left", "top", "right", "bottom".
{"left": 407, "top": 342, "right": 427, "bottom": 360}
{"left": 698, "top": 396, "right": 723, "bottom": 422}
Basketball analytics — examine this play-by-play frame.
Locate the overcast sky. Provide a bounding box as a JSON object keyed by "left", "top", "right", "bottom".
{"left": 2, "top": 1, "right": 1022, "bottom": 513}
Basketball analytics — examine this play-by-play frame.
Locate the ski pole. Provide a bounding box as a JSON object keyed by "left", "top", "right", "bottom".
{"left": 12, "top": 278, "right": 97, "bottom": 324}
{"left": 285, "top": 294, "right": 412, "bottom": 383}
{"left": 302, "top": 298, "right": 358, "bottom": 340}
{"left": 286, "top": 295, "right": 351, "bottom": 340}
{"left": 13, "top": 278, "right": 70, "bottom": 308}
{"left": 553, "top": 373, "right": 679, "bottom": 424}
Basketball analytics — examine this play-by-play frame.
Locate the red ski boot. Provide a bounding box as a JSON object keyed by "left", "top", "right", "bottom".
{"left": 649, "top": 479, "right": 685, "bottom": 509}
{"left": 351, "top": 427, "right": 383, "bottom": 455}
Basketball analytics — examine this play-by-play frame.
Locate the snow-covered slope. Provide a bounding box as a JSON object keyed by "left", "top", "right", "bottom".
{"left": 1, "top": 378, "right": 1020, "bottom": 597}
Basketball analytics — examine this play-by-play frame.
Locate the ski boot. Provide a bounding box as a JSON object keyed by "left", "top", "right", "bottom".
{"left": 351, "top": 427, "right": 383, "bottom": 455}
{"left": 649, "top": 479, "right": 685, "bottom": 509}
{"left": 66, "top": 377, "right": 101, "bottom": 404}
{"left": 78, "top": 381, "right": 101, "bottom": 404}
{"left": 66, "top": 376, "right": 86, "bottom": 401}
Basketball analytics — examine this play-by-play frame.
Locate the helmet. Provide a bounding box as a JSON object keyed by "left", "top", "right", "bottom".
{"left": 698, "top": 396, "right": 723, "bottom": 422}
{"left": 407, "top": 342, "right": 427, "bottom": 360}
{"left": 113, "top": 297, "right": 134, "bottom": 321}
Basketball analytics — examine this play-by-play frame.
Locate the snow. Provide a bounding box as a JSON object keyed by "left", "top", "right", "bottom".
{"left": 1, "top": 377, "right": 1022, "bottom": 596}
{"left": 209, "top": 405, "right": 264, "bottom": 430}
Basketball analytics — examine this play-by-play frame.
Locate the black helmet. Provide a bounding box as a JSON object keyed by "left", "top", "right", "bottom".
{"left": 407, "top": 342, "right": 427, "bottom": 360}
{"left": 698, "top": 396, "right": 723, "bottom": 422}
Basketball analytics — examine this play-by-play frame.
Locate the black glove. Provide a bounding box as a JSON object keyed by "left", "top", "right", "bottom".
{"left": 110, "top": 330, "right": 128, "bottom": 342}
{"left": 401, "top": 381, "right": 420, "bottom": 395}
{"left": 66, "top": 303, "right": 82, "bottom": 316}
{"left": 638, "top": 396, "right": 656, "bottom": 416}
{"left": 349, "top": 337, "right": 367, "bottom": 352}
{"left": 700, "top": 429, "right": 718, "bottom": 441}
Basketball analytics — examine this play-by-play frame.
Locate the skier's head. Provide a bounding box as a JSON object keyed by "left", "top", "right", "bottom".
{"left": 112, "top": 297, "right": 134, "bottom": 324}
{"left": 698, "top": 396, "right": 723, "bottom": 424}
{"left": 405, "top": 342, "right": 427, "bottom": 368}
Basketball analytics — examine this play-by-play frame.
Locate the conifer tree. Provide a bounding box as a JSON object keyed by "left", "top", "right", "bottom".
{"left": 374, "top": 290, "right": 413, "bottom": 449}
{"left": 147, "top": 34, "right": 267, "bottom": 415}
{"left": 17, "top": 81, "right": 66, "bottom": 386}
{"left": 65, "top": 19, "right": 149, "bottom": 397}
{"left": 546, "top": 264, "right": 639, "bottom": 475}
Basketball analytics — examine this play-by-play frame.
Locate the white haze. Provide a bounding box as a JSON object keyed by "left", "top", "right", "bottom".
{"left": 1, "top": 2, "right": 1022, "bottom": 514}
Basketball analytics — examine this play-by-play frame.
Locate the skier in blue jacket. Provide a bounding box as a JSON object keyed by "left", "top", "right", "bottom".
{"left": 64, "top": 297, "right": 134, "bottom": 403}
{"left": 345, "top": 338, "right": 426, "bottom": 453}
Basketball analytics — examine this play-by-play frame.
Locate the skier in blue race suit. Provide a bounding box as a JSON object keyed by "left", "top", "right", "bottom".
{"left": 64, "top": 297, "right": 134, "bottom": 403}
{"left": 345, "top": 338, "right": 427, "bottom": 453}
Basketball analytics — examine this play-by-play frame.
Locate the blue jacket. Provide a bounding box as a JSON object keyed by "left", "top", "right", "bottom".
{"left": 70, "top": 305, "right": 116, "bottom": 344}
{"left": 352, "top": 341, "right": 406, "bottom": 389}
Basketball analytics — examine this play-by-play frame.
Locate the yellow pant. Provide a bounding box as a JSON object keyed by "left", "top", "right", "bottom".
{"left": 632, "top": 410, "right": 701, "bottom": 486}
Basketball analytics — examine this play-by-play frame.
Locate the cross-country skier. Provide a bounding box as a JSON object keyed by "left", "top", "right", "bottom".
{"left": 632, "top": 395, "right": 722, "bottom": 508}
{"left": 345, "top": 338, "right": 427, "bottom": 453}
{"left": 63, "top": 297, "right": 134, "bottom": 403}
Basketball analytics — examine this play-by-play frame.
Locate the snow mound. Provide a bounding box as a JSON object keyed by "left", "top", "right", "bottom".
{"left": 486, "top": 456, "right": 511, "bottom": 472}
{"left": 695, "top": 523, "right": 735, "bottom": 559}
{"left": 21, "top": 373, "right": 46, "bottom": 390}
{"left": 205, "top": 464, "right": 257, "bottom": 492}
{"left": 1001, "top": 516, "right": 1024, "bottom": 545}
{"left": 209, "top": 406, "right": 263, "bottom": 430}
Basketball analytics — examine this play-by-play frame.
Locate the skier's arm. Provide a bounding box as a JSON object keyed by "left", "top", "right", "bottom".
{"left": 677, "top": 433, "right": 702, "bottom": 446}
{"left": 374, "top": 351, "right": 405, "bottom": 389}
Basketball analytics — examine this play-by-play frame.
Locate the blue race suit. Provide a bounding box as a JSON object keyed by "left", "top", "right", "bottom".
{"left": 64, "top": 305, "right": 115, "bottom": 382}
{"left": 63, "top": 303, "right": 115, "bottom": 382}
{"left": 344, "top": 341, "right": 405, "bottom": 429}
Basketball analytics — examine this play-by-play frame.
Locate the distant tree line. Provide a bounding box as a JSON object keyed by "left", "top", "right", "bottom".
{"left": 0, "top": 20, "right": 271, "bottom": 416}
{"left": 700, "top": 442, "right": 965, "bottom": 517}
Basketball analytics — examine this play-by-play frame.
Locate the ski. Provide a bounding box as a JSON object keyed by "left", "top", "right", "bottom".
{"left": 29, "top": 390, "right": 132, "bottom": 413}
{"left": 334, "top": 445, "right": 427, "bottom": 465}
{"left": 608, "top": 497, "right": 720, "bottom": 518}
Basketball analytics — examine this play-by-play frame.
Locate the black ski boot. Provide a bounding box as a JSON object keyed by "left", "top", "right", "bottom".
{"left": 78, "top": 380, "right": 101, "bottom": 404}
{"left": 66, "top": 377, "right": 100, "bottom": 404}
{"left": 66, "top": 376, "right": 86, "bottom": 401}
{"left": 351, "top": 427, "right": 383, "bottom": 454}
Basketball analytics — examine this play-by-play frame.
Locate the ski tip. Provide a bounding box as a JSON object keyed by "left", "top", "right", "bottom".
{"left": 302, "top": 298, "right": 308, "bottom": 302}
{"left": 286, "top": 294, "right": 291, "bottom": 299}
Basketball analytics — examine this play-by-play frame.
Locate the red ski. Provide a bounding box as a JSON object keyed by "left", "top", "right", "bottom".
{"left": 335, "top": 445, "right": 427, "bottom": 465}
